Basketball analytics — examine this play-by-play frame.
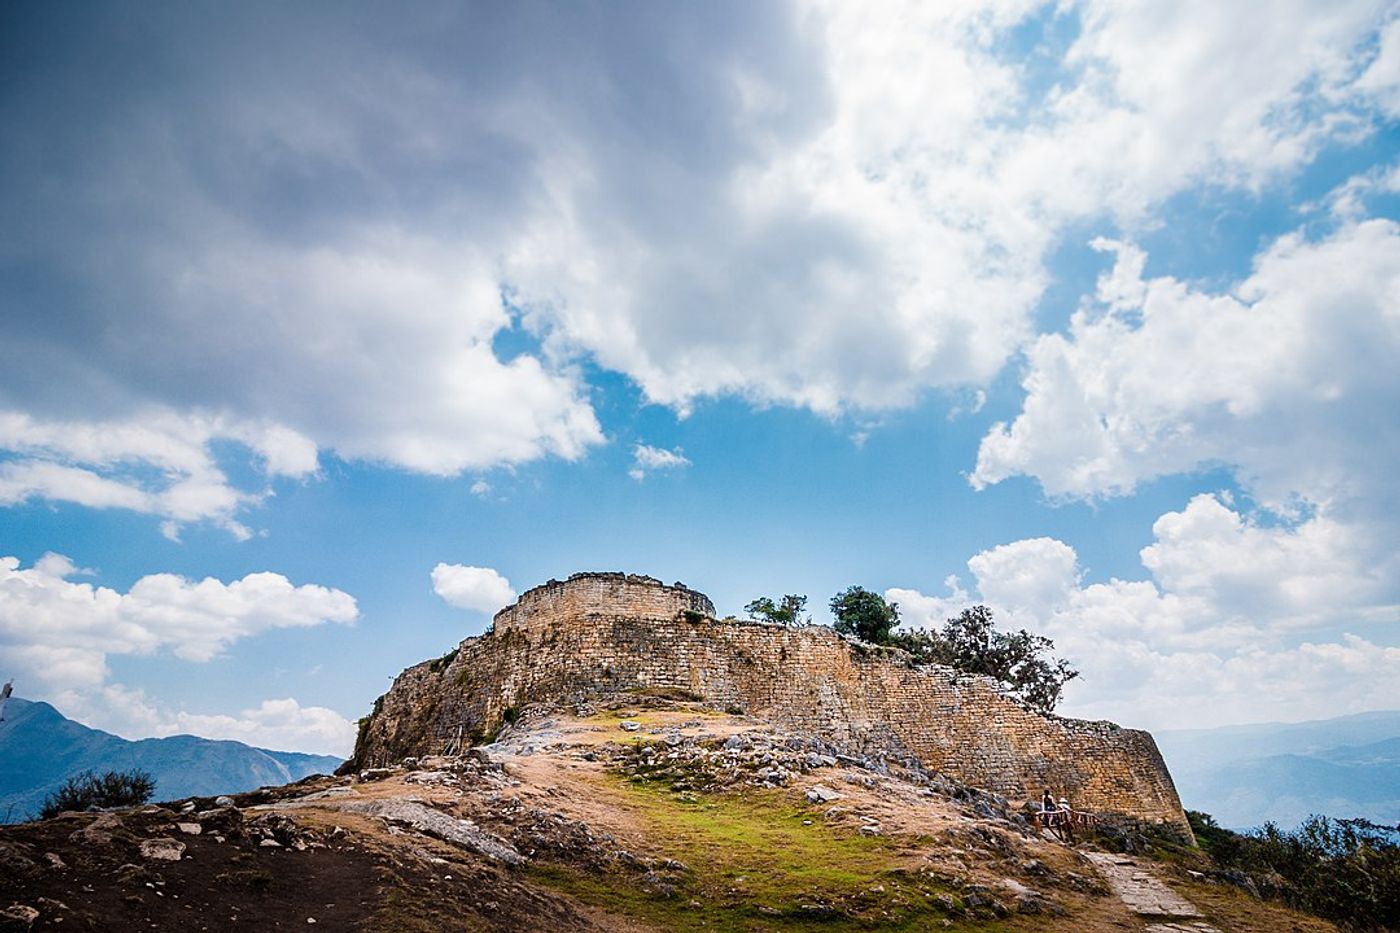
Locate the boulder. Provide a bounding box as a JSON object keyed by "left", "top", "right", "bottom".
{"left": 68, "top": 812, "right": 122, "bottom": 847}
{"left": 138, "top": 837, "right": 185, "bottom": 861}
{"left": 195, "top": 806, "right": 244, "bottom": 834}
{"left": 0, "top": 844, "right": 36, "bottom": 877}
{"left": 0, "top": 905, "right": 39, "bottom": 931}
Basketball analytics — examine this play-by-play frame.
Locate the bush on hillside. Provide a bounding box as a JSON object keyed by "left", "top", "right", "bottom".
{"left": 1188, "top": 810, "right": 1400, "bottom": 930}
{"left": 39, "top": 768, "right": 155, "bottom": 819}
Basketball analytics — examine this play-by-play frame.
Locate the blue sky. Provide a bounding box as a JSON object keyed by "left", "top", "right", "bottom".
{"left": 2, "top": 1, "right": 1398, "bottom": 755}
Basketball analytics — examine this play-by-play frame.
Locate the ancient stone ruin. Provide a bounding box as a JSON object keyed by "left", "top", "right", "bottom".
{"left": 349, "top": 571, "right": 1192, "bottom": 839}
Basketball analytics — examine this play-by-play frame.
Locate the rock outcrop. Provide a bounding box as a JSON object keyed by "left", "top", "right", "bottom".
{"left": 348, "top": 571, "right": 1193, "bottom": 840}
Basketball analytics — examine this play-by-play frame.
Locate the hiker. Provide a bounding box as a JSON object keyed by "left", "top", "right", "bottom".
{"left": 1038, "top": 790, "right": 1061, "bottom": 832}
{"left": 1058, "top": 796, "right": 1076, "bottom": 842}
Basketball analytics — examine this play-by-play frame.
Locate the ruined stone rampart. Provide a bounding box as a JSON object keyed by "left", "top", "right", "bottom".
{"left": 351, "top": 572, "right": 1192, "bottom": 839}
{"left": 491, "top": 573, "right": 715, "bottom": 634}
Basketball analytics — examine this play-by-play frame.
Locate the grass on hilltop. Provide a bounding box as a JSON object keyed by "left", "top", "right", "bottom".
{"left": 528, "top": 777, "right": 1016, "bottom": 931}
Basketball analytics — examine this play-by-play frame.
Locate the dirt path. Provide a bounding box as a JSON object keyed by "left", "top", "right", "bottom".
{"left": 1084, "top": 851, "right": 1222, "bottom": 932}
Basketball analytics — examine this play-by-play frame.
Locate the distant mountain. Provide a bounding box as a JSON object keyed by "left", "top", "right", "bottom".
{"left": 0, "top": 697, "right": 343, "bottom": 822}
{"left": 1155, "top": 711, "right": 1400, "bottom": 830}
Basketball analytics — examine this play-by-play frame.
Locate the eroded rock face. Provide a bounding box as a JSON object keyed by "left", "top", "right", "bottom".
{"left": 350, "top": 571, "right": 1193, "bottom": 840}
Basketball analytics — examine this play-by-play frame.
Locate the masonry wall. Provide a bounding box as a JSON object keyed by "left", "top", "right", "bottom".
{"left": 491, "top": 573, "right": 715, "bottom": 634}
{"left": 352, "top": 573, "right": 1192, "bottom": 839}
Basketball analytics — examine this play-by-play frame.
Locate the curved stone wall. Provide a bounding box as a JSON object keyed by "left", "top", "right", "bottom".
{"left": 491, "top": 572, "right": 716, "bottom": 633}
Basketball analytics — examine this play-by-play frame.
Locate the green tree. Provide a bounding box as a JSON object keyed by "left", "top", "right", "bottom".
{"left": 892, "top": 605, "right": 1078, "bottom": 713}
{"left": 829, "top": 586, "right": 900, "bottom": 645}
{"left": 744, "top": 594, "right": 809, "bottom": 627}
{"left": 39, "top": 768, "right": 155, "bottom": 819}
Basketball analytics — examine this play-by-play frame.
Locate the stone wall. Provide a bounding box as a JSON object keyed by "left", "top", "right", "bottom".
{"left": 351, "top": 572, "right": 1192, "bottom": 840}
{"left": 492, "top": 573, "right": 715, "bottom": 634}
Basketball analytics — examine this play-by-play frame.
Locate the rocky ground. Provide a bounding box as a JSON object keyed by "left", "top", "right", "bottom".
{"left": 1, "top": 693, "right": 1341, "bottom": 931}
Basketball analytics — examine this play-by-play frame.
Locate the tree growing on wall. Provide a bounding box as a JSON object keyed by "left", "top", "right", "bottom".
{"left": 829, "top": 586, "right": 900, "bottom": 645}
{"left": 892, "top": 605, "right": 1079, "bottom": 713}
{"left": 744, "top": 594, "right": 809, "bottom": 627}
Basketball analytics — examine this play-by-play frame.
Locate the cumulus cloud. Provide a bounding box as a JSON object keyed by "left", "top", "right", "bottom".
{"left": 890, "top": 494, "right": 1400, "bottom": 729}
{"left": 973, "top": 219, "right": 1400, "bottom": 514}
{"left": 1355, "top": 17, "right": 1400, "bottom": 116}
{"left": 0, "top": 553, "right": 359, "bottom": 754}
{"left": 431, "top": 563, "right": 516, "bottom": 614}
{"left": 628, "top": 444, "right": 692, "bottom": 481}
{"left": 85, "top": 686, "right": 355, "bottom": 758}
{"left": 1, "top": 1, "right": 1393, "bottom": 525}
{"left": 959, "top": 187, "right": 1400, "bottom": 730}
{"left": 0, "top": 553, "right": 358, "bottom": 688}
{"left": 512, "top": 0, "right": 1396, "bottom": 414}
{"left": 0, "top": 409, "right": 322, "bottom": 539}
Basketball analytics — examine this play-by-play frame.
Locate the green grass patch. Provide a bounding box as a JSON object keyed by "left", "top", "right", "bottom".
{"left": 584, "top": 708, "right": 669, "bottom": 729}
{"left": 529, "top": 778, "right": 1006, "bottom": 931}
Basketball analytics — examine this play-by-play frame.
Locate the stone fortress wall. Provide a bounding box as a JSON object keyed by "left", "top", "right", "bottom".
{"left": 351, "top": 572, "right": 1192, "bottom": 840}
{"left": 491, "top": 573, "right": 716, "bottom": 633}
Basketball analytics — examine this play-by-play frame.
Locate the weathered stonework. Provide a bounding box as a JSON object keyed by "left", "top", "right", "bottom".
{"left": 350, "top": 572, "right": 1192, "bottom": 840}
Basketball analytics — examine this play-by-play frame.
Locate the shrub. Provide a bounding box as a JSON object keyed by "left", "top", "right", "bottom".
{"left": 427, "top": 648, "right": 459, "bottom": 673}
{"left": 1189, "top": 810, "right": 1400, "bottom": 930}
{"left": 40, "top": 768, "right": 155, "bottom": 819}
{"left": 743, "top": 594, "right": 809, "bottom": 627}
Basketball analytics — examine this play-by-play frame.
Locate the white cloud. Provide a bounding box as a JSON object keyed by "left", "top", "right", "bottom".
{"left": 83, "top": 686, "right": 355, "bottom": 758}
{"left": 973, "top": 218, "right": 1400, "bottom": 518}
{"left": 0, "top": 553, "right": 358, "bottom": 687}
{"left": 0, "top": 553, "right": 360, "bottom": 755}
{"left": 964, "top": 204, "right": 1400, "bottom": 731}
{"left": 510, "top": 0, "right": 1396, "bottom": 416}
{"left": 628, "top": 444, "right": 693, "bottom": 481}
{"left": 151, "top": 238, "right": 605, "bottom": 477}
{"left": 1355, "top": 17, "right": 1400, "bottom": 117}
{"left": 0, "top": 409, "right": 324, "bottom": 539}
{"left": 430, "top": 563, "right": 516, "bottom": 614}
{"left": 4, "top": 2, "right": 1393, "bottom": 505}
{"left": 890, "top": 493, "right": 1400, "bottom": 730}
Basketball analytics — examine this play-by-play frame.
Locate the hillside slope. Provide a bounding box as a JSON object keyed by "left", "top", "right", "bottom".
{"left": 0, "top": 697, "right": 342, "bottom": 822}
{"left": 1, "top": 692, "right": 1337, "bottom": 931}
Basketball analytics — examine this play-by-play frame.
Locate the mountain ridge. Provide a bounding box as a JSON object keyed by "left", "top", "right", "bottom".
{"left": 0, "top": 696, "right": 342, "bottom": 821}
{"left": 1155, "top": 711, "right": 1400, "bottom": 829}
